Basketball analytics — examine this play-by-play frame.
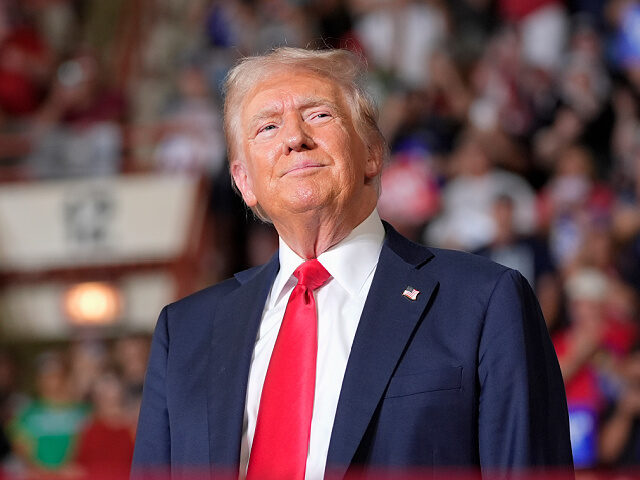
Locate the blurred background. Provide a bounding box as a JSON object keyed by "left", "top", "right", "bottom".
{"left": 1, "top": 0, "right": 640, "bottom": 477}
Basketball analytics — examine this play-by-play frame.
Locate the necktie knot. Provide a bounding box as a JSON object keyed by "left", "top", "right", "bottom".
{"left": 294, "top": 259, "right": 331, "bottom": 291}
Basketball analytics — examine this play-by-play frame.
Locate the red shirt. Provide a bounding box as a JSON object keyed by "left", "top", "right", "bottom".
{"left": 75, "top": 418, "right": 134, "bottom": 479}
{"left": 553, "top": 330, "right": 602, "bottom": 409}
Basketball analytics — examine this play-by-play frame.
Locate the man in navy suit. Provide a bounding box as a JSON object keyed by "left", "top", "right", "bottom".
{"left": 132, "top": 48, "right": 573, "bottom": 479}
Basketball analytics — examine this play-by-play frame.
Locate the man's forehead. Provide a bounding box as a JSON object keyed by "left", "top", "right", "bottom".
{"left": 242, "top": 70, "right": 345, "bottom": 117}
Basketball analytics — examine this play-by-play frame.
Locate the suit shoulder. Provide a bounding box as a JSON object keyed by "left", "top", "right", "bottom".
{"left": 167, "top": 276, "right": 240, "bottom": 314}
{"left": 161, "top": 259, "right": 276, "bottom": 329}
{"left": 426, "top": 247, "right": 512, "bottom": 287}
{"left": 161, "top": 276, "right": 242, "bottom": 337}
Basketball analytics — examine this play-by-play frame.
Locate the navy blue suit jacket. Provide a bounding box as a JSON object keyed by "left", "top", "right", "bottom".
{"left": 132, "top": 224, "right": 573, "bottom": 478}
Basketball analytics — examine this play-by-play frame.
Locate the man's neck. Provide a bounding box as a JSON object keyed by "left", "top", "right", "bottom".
{"left": 273, "top": 203, "right": 377, "bottom": 259}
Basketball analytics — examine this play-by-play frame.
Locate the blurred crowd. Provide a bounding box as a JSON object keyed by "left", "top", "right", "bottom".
{"left": 2, "top": 0, "right": 640, "bottom": 474}
{"left": 0, "top": 337, "right": 148, "bottom": 478}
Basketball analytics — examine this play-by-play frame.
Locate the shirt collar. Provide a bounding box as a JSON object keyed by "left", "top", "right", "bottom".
{"left": 269, "top": 209, "right": 385, "bottom": 307}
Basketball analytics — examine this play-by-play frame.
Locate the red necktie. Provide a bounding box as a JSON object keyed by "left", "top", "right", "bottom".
{"left": 247, "top": 259, "right": 331, "bottom": 480}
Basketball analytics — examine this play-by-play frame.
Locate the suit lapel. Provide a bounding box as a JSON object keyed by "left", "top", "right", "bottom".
{"left": 207, "top": 255, "right": 279, "bottom": 469}
{"left": 326, "top": 226, "right": 439, "bottom": 478}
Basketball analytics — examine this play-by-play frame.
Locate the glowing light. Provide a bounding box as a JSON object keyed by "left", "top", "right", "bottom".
{"left": 64, "top": 282, "right": 121, "bottom": 325}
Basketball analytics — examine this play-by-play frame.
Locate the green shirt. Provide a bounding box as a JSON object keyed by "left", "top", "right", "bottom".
{"left": 9, "top": 400, "right": 90, "bottom": 469}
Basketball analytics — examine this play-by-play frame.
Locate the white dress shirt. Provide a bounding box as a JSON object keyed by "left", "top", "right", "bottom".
{"left": 239, "top": 209, "right": 385, "bottom": 480}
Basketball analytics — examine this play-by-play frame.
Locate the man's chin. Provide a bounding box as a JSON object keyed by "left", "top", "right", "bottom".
{"left": 266, "top": 199, "right": 334, "bottom": 222}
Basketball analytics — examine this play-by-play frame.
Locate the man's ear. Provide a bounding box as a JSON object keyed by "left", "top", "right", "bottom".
{"left": 364, "top": 142, "right": 384, "bottom": 180}
{"left": 231, "top": 161, "right": 258, "bottom": 207}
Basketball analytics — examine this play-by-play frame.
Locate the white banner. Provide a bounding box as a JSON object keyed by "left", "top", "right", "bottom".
{"left": 0, "top": 174, "right": 200, "bottom": 271}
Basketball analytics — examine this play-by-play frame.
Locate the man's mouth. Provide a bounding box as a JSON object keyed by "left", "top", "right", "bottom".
{"left": 281, "top": 162, "right": 325, "bottom": 176}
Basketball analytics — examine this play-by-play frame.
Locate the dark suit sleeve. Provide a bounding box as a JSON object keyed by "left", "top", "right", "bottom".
{"left": 477, "top": 269, "right": 573, "bottom": 473}
{"left": 132, "top": 306, "right": 171, "bottom": 475}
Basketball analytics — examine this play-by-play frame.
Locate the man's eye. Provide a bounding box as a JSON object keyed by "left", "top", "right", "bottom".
{"left": 258, "top": 124, "right": 277, "bottom": 134}
{"left": 310, "top": 112, "right": 331, "bottom": 121}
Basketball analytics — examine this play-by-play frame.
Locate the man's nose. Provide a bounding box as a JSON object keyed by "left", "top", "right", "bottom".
{"left": 282, "top": 116, "right": 316, "bottom": 154}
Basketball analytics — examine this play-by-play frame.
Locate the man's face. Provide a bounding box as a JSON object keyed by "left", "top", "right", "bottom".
{"left": 231, "top": 70, "right": 381, "bottom": 223}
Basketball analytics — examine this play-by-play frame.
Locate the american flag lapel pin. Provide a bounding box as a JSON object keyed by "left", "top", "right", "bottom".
{"left": 402, "top": 286, "right": 420, "bottom": 301}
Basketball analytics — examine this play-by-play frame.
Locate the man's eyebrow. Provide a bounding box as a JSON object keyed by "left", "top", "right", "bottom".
{"left": 249, "top": 108, "right": 282, "bottom": 129}
{"left": 298, "top": 97, "right": 340, "bottom": 112}
{"left": 249, "top": 97, "right": 340, "bottom": 125}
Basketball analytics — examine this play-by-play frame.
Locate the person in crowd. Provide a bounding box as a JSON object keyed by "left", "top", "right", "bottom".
{"left": 425, "top": 129, "right": 536, "bottom": 251}
{"left": 152, "top": 60, "right": 226, "bottom": 176}
{"left": 25, "top": 49, "right": 126, "bottom": 179}
{"left": 352, "top": 0, "right": 449, "bottom": 89}
{"left": 74, "top": 371, "right": 134, "bottom": 480}
{"left": 474, "top": 194, "right": 555, "bottom": 290}
{"left": 112, "top": 336, "right": 149, "bottom": 431}
{"left": 68, "top": 341, "right": 108, "bottom": 403}
{"left": 554, "top": 268, "right": 610, "bottom": 469}
{"left": 537, "top": 144, "right": 614, "bottom": 270}
{"left": 599, "top": 347, "right": 640, "bottom": 465}
{"left": 554, "top": 265, "right": 638, "bottom": 469}
{"left": 7, "top": 351, "right": 89, "bottom": 478}
{"left": 497, "top": 0, "right": 569, "bottom": 74}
